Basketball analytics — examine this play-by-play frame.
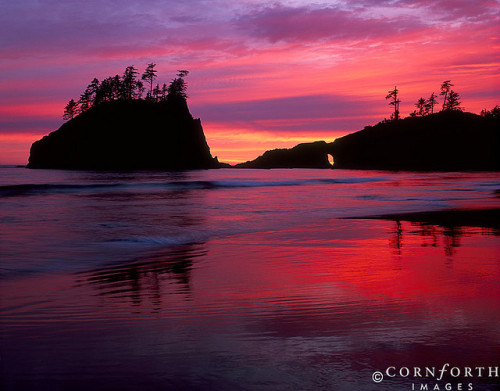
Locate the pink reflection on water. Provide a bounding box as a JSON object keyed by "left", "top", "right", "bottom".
{"left": 1, "top": 217, "right": 499, "bottom": 390}
{"left": 1, "top": 168, "right": 499, "bottom": 389}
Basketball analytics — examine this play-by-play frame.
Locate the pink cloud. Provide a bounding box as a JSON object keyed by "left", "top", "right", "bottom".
{"left": 193, "top": 94, "right": 378, "bottom": 133}
{"left": 354, "top": 0, "right": 499, "bottom": 20}
{"left": 236, "top": 4, "right": 426, "bottom": 44}
{"left": 404, "top": 0, "right": 499, "bottom": 21}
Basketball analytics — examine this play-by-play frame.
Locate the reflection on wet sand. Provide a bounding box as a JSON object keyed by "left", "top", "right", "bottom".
{"left": 385, "top": 207, "right": 498, "bottom": 260}
{"left": 2, "top": 216, "right": 498, "bottom": 391}
{"left": 390, "top": 220, "right": 403, "bottom": 255}
{"left": 77, "top": 244, "right": 207, "bottom": 307}
{"left": 390, "top": 221, "right": 467, "bottom": 257}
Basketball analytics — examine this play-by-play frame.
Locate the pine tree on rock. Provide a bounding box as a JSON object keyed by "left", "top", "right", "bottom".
{"left": 445, "top": 90, "right": 463, "bottom": 111}
{"left": 425, "top": 92, "right": 438, "bottom": 114}
{"left": 385, "top": 86, "right": 401, "bottom": 120}
{"left": 141, "top": 63, "right": 157, "bottom": 97}
{"left": 63, "top": 99, "right": 78, "bottom": 120}
{"left": 415, "top": 97, "right": 426, "bottom": 116}
{"left": 167, "top": 70, "right": 190, "bottom": 102}
{"left": 440, "top": 80, "right": 453, "bottom": 111}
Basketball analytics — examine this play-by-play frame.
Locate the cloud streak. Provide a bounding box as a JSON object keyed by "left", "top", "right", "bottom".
{"left": 236, "top": 4, "right": 426, "bottom": 44}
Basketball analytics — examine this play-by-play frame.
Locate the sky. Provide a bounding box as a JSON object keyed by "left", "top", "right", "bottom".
{"left": 0, "top": 0, "right": 499, "bottom": 164}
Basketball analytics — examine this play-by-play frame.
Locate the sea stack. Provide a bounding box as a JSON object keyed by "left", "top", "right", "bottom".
{"left": 330, "top": 110, "right": 499, "bottom": 171}
{"left": 28, "top": 99, "right": 219, "bottom": 170}
{"left": 235, "top": 141, "right": 333, "bottom": 169}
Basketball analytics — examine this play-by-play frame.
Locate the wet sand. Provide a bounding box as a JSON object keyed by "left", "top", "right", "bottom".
{"left": 1, "top": 217, "right": 499, "bottom": 390}
{"left": 351, "top": 207, "right": 500, "bottom": 230}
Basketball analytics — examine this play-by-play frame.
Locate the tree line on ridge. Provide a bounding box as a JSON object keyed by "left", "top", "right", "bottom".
{"left": 385, "top": 80, "right": 465, "bottom": 121}
{"left": 63, "top": 64, "right": 189, "bottom": 120}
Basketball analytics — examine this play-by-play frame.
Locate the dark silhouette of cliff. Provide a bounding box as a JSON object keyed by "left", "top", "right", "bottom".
{"left": 330, "top": 110, "right": 499, "bottom": 171}
{"left": 235, "top": 141, "right": 332, "bottom": 169}
{"left": 235, "top": 110, "right": 498, "bottom": 171}
{"left": 28, "top": 99, "right": 220, "bottom": 170}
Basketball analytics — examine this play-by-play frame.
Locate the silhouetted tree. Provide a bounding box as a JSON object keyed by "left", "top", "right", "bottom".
{"left": 87, "top": 78, "right": 100, "bottom": 106}
{"left": 141, "top": 63, "right": 157, "bottom": 97}
{"left": 440, "top": 80, "right": 453, "bottom": 111}
{"left": 95, "top": 77, "right": 116, "bottom": 104}
{"left": 425, "top": 92, "right": 438, "bottom": 114}
{"left": 121, "top": 66, "right": 139, "bottom": 100}
{"left": 415, "top": 97, "right": 426, "bottom": 116}
{"left": 113, "top": 75, "right": 123, "bottom": 100}
{"left": 160, "top": 83, "right": 168, "bottom": 101}
{"left": 481, "top": 105, "right": 500, "bottom": 119}
{"left": 167, "top": 70, "right": 189, "bottom": 102}
{"left": 93, "top": 85, "right": 105, "bottom": 106}
{"left": 78, "top": 78, "right": 100, "bottom": 112}
{"left": 385, "top": 86, "right": 400, "bottom": 120}
{"left": 79, "top": 90, "right": 92, "bottom": 112}
{"left": 62, "top": 65, "right": 196, "bottom": 120}
{"left": 137, "top": 80, "right": 145, "bottom": 99}
{"left": 491, "top": 105, "right": 500, "bottom": 119}
{"left": 152, "top": 84, "right": 161, "bottom": 102}
{"left": 444, "top": 90, "right": 462, "bottom": 111}
{"left": 63, "top": 99, "right": 78, "bottom": 120}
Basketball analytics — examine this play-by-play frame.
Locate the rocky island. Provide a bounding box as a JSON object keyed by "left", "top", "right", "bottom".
{"left": 330, "top": 109, "right": 499, "bottom": 171}
{"left": 28, "top": 66, "right": 219, "bottom": 170}
{"left": 28, "top": 68, "right": 499, "bottom": 172}
{"left": 28, "top": 99, "right": 219, "bottom": 170}
{"left": 237, "top": 110, "right": 499, "bottom": 171}
{"left": 235, "top": 141, "right": 332, "bottom": 169}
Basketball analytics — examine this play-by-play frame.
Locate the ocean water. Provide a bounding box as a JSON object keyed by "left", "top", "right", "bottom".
{"left": 0, "top": 166, "right": 499, "bottom": 390}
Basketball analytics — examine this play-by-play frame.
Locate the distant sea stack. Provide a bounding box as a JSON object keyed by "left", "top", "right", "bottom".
{"left": 330, "top": 110, "right": 499, "bottom": 171}
{"left": 235, "top": 141, "right": 332, "bottom": 169}
{"left": 233, "top": 110, "right": 499, "bottom": 171}
{"left": 28, "top": 99, "right": 220, "bottom": 170}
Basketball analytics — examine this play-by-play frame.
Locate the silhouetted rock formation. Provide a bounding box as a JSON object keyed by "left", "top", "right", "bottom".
{"left": 330, "top": 110, "right": 499, "bottom": 171}
{"left": 235, "top": 141, "right": 332, "bottom": 169}
{"left": 233, "top": 110, "right": 498, "bottom": 171}
{"left": 28, "top": 99, "right": 219, "bottom": 170}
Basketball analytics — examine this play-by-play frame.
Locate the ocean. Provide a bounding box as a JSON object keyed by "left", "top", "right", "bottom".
{"left": 0, "top": 166, "right": 499, "bottom": 390}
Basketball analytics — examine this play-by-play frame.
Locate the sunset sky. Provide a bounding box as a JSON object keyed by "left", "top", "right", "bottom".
{"left": 1, "top": 0, "right": 499, "bottom": 164}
